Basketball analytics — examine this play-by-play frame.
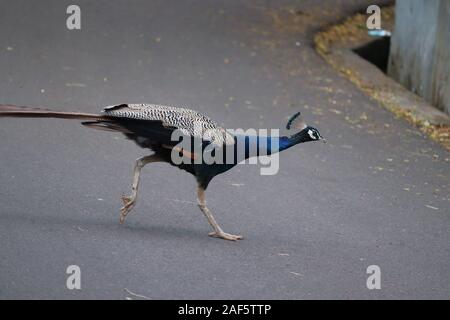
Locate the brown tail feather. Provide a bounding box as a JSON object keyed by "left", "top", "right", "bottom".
{"left": 0, "top": 104, "right": 105, "bottom": 121}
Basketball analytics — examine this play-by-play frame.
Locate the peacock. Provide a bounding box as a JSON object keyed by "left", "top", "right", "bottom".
{"left": 0, "top": 103, "right": 324, "bottom": 241}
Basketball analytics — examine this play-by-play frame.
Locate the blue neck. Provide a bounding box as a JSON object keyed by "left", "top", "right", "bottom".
{"left": 234, "top": 130, "right": 311, "bottom": 160}
{"left": 279, "top": 130, "right": 313, "bottom": 152}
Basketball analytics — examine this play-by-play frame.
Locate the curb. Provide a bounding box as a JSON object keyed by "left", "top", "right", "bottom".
{"left": 314, "top": 6, "right": 450, "bottom": 150}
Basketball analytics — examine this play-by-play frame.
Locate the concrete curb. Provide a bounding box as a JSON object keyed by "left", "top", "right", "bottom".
{"left": 314, "top": 6, "right": 450, "bottom": 149}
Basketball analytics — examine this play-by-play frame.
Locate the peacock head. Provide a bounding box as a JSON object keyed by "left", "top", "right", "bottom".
{"left": 286, "top": 112, "right": 326, "bottom": 143}
{"left": 303, "top": 126, "right": 325, "bottom": 142}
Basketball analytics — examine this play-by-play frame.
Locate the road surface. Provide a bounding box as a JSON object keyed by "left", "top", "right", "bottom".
{"left": 0, "top": 0, "right": 448, "bottom": 299}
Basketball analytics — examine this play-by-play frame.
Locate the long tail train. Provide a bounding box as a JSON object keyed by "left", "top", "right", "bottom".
{"left": 0, "top": 104, "right": 104, "bottom": 120}
{"left": 0, "top": 104, "right": 133, "bottom": 134}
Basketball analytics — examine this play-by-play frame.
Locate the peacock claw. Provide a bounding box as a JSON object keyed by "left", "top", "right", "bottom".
{"left": 119, "top": 195, "right": 135, "bottom": 224}
{"left": 208, "top": 231, "right": 243, "bottom": 241}
{"left": 121, "top": 195, "right": 133, "bottom": 206}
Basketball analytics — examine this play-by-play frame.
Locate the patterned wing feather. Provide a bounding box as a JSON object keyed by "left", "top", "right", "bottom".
{"left": 103, "top": 104, "right": 234, "bottom": 146}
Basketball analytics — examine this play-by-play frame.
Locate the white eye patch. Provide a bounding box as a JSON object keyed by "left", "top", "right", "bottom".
{"left": 308, "top": 129, "right": 316, "bottom": 139}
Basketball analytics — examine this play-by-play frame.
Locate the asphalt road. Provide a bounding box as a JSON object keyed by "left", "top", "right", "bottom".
{"left": 0, "top": 0, "right": 449, "bottom": 299}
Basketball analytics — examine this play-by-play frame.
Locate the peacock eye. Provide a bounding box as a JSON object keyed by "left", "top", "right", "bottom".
{"left": 308, "top": 129, "right": 317, "bottom": 140}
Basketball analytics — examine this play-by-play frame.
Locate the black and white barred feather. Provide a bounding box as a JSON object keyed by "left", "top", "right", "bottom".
{"left": 103, "top": 104, "right": 234, "bottom": 146}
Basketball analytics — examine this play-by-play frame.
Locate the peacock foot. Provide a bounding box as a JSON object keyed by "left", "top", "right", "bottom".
{"left": 208, "top": 231, "right": 243, "bottom": 241}
{"left": 119, "top": 195, "right": 136, "bottom": 224}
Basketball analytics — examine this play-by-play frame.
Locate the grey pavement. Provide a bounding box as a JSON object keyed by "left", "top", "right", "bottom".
{"left": 0, "top": 0, "right": 449, "bottom": 299}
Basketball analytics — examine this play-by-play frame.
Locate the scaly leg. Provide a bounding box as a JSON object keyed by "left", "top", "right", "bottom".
{"left": 197, "top": 185, "right": 243, "bottom": 241}
{"left": 120, "top": 154, "right": 161, "bottom": 224}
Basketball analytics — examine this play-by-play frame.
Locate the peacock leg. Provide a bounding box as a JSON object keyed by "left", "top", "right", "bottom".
{"left": 120, "top": 154, "right": 161, "bottom": 223}
{"left": 197, "top": 185, "right": 243, "bottom": 241}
